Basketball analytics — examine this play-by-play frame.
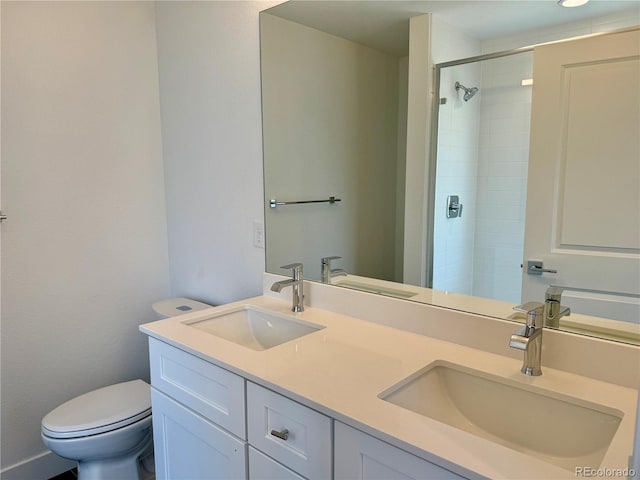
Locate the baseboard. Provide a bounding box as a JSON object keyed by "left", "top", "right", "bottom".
{"left": 1, "top": 450, "right": 75, "bottom": 480}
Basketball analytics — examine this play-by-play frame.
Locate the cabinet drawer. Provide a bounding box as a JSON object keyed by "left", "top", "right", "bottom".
{"left": 248, "top": 446, "right": 304, "bottom": 480}
{"left": 247, "top": 382, "right": 332, "bottom": 480}
{"left": 149, "top": 338, "right": 245, "bottom": 439}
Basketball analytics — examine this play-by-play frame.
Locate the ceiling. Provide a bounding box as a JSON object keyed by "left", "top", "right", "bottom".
{"left": 264, "top": 0, "right": 640, "bottom": 56}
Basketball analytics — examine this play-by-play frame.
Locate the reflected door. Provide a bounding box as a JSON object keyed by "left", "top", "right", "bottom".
{"left": 522, "top": 29, "right": 640, "bottom": 324}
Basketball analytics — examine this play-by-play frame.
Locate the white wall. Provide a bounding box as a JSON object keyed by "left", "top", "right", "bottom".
{"left": 155, "top": 1, "right": 268, "bottom": 304}
{"left": 403, "top": 14, "right": 432, "bottom": 287}
{"left": 1, "top": 2, "right": 170, "bottom": 477}
{"left": 395, "top": 56, "right": 409, "bottom": 282}
{"left": 430, "top": 18, "right": 481, "bottom": 295}
{"left": 1, "top": 2, "right": 277, "bottom": 476}
{"left": 261, "top": 13, "right": 400, "bottom": 282}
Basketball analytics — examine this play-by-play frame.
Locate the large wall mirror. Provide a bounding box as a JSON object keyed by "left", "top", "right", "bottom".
{"left": 260, "top": 0, "right": 640, "bottom": 344}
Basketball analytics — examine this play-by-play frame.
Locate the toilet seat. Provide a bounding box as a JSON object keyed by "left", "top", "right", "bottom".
{"left": 42, "top": 380, "right": 151, "bottom": 439}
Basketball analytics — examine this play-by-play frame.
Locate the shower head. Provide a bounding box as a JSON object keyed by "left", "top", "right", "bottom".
{"left": 455, "top": 81, "right": 479, "bottom": 102}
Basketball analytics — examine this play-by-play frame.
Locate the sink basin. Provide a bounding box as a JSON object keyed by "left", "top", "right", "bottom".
{"left": 379, "top": 361, "right": 622, "bottom": 470}
{"left": 184, "top": 306, "right": 324, "bottom": 351}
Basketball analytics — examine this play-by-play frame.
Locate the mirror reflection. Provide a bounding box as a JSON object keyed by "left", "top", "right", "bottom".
{"left": 260, "top": 1, "right": 640, "bottom": 344}
{"left": 432, "top": 52, "right": 533, "bottom": 306}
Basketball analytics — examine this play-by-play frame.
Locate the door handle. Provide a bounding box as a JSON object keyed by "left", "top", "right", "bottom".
{"left": 446, "top": 195, "right": 463, "bottom": 218}
{"left": 526, "top": 260, "right": 557, "bottom": 275}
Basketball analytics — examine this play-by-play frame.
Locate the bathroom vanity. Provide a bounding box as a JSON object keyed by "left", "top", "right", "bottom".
{"left": 147, "top": 336, "right": 460, "bottom": 479}
{"left": 139, "top": 278, "right": 639, "bottom": 479}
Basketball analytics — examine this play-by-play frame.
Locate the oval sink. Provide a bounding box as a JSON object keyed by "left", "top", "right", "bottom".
{"left": 379, "top": 361, "right": 623, "bottom": 471}
{"left": 184, "top": 306, "right": 324, "bottom": 351}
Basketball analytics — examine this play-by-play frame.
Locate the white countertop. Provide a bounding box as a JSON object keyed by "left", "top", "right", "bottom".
{"left": 140, "top": 295, "right": 638, "bottom": 480}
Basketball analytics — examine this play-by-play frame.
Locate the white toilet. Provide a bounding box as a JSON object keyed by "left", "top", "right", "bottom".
{"left": 41, "top": 380, "right": 154, "bottom": 480}
{"left": 41, "top": 298, "right": 212, "bottom": 479}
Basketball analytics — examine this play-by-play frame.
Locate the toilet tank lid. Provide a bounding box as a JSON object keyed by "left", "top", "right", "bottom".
{"left": 42, "top": 380, "right": 151, "bottom": 436}
{"left": 152, "top": 297, "right": 212, "bottom": 318}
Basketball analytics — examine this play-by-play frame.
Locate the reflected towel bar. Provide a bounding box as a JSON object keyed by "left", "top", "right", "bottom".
{"left": 269, "top": 196, "right": 341, "bottom": 208}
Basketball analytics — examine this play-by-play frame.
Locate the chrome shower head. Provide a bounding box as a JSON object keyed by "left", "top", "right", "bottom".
{"left": 455, "top": 81, "right": 479, "bottom": 101}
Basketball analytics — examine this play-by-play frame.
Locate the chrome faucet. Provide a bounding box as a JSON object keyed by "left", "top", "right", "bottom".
{"left": 271, "top": 263, "right": 304, "bottom": 312}
{"left": 544, "top": 286, "right": 571, "bottom": 328}
{"left": 321, "top": 256, "right": 347, "bottom": 283}
{"left": 509, "top": 302, "right": 545, "bottom": 376}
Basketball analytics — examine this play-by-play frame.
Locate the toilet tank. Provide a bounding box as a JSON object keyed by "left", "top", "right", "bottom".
{"left": 152, "top": 298, "right": 212, "bottom": 319}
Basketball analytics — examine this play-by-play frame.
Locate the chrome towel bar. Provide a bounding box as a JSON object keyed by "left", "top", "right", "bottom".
{"left": 269, "top": 196, "right": 341, "bottom": 208}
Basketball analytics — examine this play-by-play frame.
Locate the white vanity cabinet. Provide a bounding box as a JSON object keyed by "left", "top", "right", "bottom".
{"left": 148, "top": 337, "right": 466, "bottom": 480}
{"left": 334, "top": 422, "right": 465, "bottom": 480}
{"left": 149, "top": 338, "right": 332, "bottom": 480}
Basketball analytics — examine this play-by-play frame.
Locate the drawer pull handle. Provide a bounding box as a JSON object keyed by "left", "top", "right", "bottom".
{"left": 270, "top": 428, "right": 289, "bottom": 441}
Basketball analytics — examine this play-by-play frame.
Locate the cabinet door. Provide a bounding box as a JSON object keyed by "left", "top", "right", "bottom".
{"left": 152, "top": 388, "right": 247, "bottom": 480}
{"left": 334, "top": 422, "right": 465, "bottom": 480}
{"left": 248, "top": 446, "right": 305, "bottom": 480}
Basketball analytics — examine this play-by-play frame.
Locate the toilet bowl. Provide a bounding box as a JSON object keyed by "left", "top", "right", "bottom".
{"left": 42, "top": 299, "right": 211, "bottom": 479}
{"left": 42, "top": 380, "right": 154, "bottom": 480}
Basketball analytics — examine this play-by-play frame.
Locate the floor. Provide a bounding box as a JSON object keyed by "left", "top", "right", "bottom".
{"left": 46, "top": 454, "right": 154, "bottom": 479}
{"left": 48, "top": 463, "right": 155, "bottom": 479}
{"left": 49, "top": 468, "right": 77, "bottom": 480}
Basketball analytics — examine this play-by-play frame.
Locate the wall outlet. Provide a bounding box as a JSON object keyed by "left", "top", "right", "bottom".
{"left": 253, "top": 221, "right": 265, "bottom": 249}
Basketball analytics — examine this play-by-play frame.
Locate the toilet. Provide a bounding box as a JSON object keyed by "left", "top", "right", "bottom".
{"left": 41, "top": 380, "right": 154, "bottom": 480}
{"left": 41, "top": 298, "right": 211, "bottom": 480}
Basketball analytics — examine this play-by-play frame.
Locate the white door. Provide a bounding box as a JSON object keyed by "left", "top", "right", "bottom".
{"left": 522, "top": 29, "right": 640, "bottom": 325}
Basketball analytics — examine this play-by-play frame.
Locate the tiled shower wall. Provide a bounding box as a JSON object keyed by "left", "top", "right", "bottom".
{"left": 433, "top": 52, "right": 532, "bottom": 302}
{"left": 472, "top": 52, "right": 533, "bottom": 303}
{"left": 432, "top": 63, "right": 481, "bottom": 295}
{"left": 431, "top": 18, "right": 481, "bottom": 295}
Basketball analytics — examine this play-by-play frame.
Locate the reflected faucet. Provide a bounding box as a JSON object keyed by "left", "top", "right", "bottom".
{"left": 544, "top": 286, "right": 571, "bottom": 328}
{"left": 271, "top": 263, "right": 304, "bottom": 312}
{"left": 509, "top": 302, "right": 545, "bottom": 376}
{"left": 321, "top": 256, "right": 347, "bottom": 283}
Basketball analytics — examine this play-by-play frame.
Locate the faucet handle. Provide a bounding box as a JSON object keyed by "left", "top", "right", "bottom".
{"left": 545, "top": 286, "right": 564, "bottom": 301}
{"left": 281, "top": 262, "right": 302, "bottom": 269}
{"left": 321, "top": 256, "right": 341, "bottom": 265}
{"left": 544, "top": 287, "right": 570, "bottom": 327}
{"left": 513, "top": 302, "right": 544, "bottom": 328}
{"left": 513, "top": 301, "right": 544, "bottom": 313}
{"left": 280, "top": 262, "right": 303, "bottom": 278}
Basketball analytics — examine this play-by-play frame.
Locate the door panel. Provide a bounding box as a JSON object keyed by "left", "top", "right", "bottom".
{"left": 523, "top": 29, "right": 640, "bottom": 325}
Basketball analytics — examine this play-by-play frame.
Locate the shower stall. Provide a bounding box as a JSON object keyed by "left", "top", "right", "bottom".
{"left": 431, "top": 50, "right": 534, "bottom": 304}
